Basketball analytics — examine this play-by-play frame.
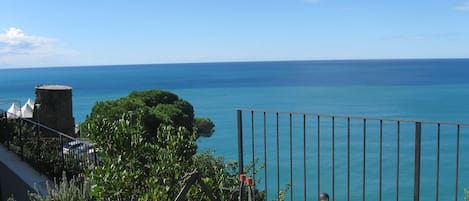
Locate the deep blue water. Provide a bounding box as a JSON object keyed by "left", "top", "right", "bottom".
{"left": 1, "top": 58, "right": 469, "bottom": 200}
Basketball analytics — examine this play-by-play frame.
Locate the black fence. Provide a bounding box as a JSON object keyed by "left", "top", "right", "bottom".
{"left": 0, "top": 111, "right": 97, "bottom": 180}
{"left": 237, "top": 109, "right": 469, "bottom": 201}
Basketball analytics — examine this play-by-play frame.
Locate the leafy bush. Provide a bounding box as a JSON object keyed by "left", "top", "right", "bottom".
{"left": 28, "top": 172, "right": 92, "bottom": 201}
{"left": 188, "top": 151, "right": 239, "bottom": 200}
{"left": 194, "top": 118, "right": 215, "bottom": 137}
{"left": 86, "top": 114, "right": 197, "bottom": 200}
{"left": 83, "top": 89, "right": 213, "bottom": 138}
{"left": 0, "top": 118, "right": 15, "bottom": 143}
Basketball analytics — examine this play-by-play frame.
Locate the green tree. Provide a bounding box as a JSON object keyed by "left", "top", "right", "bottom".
{"left": 194, "top": 118, "right": 215, "bottom": 137}
{"left": 83, "top": 89, "right": 214, "bottom": 138}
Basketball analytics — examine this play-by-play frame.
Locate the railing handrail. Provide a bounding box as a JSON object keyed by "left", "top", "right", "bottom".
{"left": 1, "top": 110, "right": 98, "bottom": 180}
{"left": 237, "top": 109, "right": 465, "bottom": 201}
{"left": 236, "top": 108, "right": 469, "bottom": 126}
{"left": 2, "top": 110, "right": 83, "bottom": 143}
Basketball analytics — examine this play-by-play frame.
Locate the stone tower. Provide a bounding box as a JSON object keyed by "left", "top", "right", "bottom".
{"left": 33, "top": 85, "right": 75, "bottom": 137}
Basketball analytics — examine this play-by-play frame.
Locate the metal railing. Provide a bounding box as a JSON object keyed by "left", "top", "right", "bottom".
{"left": 237, "top": 109, "right": 468, "bottom": 201}
{"left": 0, "top": 111, "right": 97, "bottom": 180}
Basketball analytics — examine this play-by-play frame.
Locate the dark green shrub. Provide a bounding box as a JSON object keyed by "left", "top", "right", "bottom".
{"left": 83, "top": 89, "right": 212, "bottom": 138}
{"left": 0, "top": 118, "right": 15, "bottom": 143}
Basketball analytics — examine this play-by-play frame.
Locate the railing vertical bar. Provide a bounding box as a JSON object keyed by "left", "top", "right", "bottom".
{"left": 347, "top": 117, "right": 351, "bottom": 201}
{"left": 12, "top": 118, "right": 19, "bottom": 150}
{"left": 60, "top": 135, "right": 64, "bottom": 169}
{"left": 396, "top": 121, "right": 400, "bottom": 201}
{"left": 414, "top": 122, "right": 422, "bottom": 201}
{"left": 379, "top": 120, "right": 383, "bottom": 201}
{"left": 436, "top": 123, "right": 440, "bottom": 201}
{"left": 363, "top": 118, "right": 367, "bottom": 201}
{"left": 237, "top": 110, "right": 244, "bottom": 201}
{"left": 6, "top": 118, "right": 12, "bottom": 150}
{"left": 303, "top": 114, "right": 307, "bottom": 201}
{"left": 332, "top": 116, "right": 335, "bottom": 201}
{"left": 14, "top": 118, "right": 19, "bottom": 150}
{"left": 455, "top": 124, "right": 460, "bottom": 201}
{"left": 251, "top": 110, "right": 256, "bottom": 199}
{"left": 3, "top": 118, "right": 6, "bottom": 149}
{"left": 264, "top": 112, "right": 268, "bottom": 201}
{"left": 276, "top": 112, "right": 280, "bottom": 201}
{"left": 289, "top": 113, "right": 293, "bottom": 201}
{"left": 20, "top": 119, "right": 24, "bottom": 159}
{"left": 35, "top": 120, "right": 39, "bottom": 161}
{"left": 317, "top": 115, "right": 321, "bottom": 201}
{"left": 3, "top": 117, "right": 6, "bottom": 149}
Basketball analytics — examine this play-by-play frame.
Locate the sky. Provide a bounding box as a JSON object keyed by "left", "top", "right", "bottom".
{"left": 0, "top": 0, "right": 468, "bottom": 68}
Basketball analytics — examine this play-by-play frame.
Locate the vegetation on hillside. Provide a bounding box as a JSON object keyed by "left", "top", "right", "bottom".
{"left": 83, "top": 89, "right": 261, "bottom": 200}
{"left": 83, "top": 89, "right": 214, "bottom": 138}
{"left": 86, "top": 114, "right": 197, "bottom": 200}
{"left": 8, "top": 89, "right": 268, "bottom": 200}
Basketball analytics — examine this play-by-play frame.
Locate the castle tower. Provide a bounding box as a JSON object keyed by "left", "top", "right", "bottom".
{"left": 33, "top": 85, "right": 75, "bottom": 137}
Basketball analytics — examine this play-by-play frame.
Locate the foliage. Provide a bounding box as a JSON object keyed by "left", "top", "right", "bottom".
{"left": 0, "top": 118, "right": 15, "bottom": 143}
{"left": 0, "top": 118, "right": 83, "bottom": 180}
{"left": 86, "top": 114, "right": 197, "bottom": 200}
{"left": 28, "top": 172, "right": 92, "bottom": 201}
{"left": 82, "top": 89, "right": 269, "bottom": 200}
{"left": 86, "top": 113, "right": 268, "bottom": 200}
{"left": 34, "top": 141, "right": 83, "bottom": 180}
{"left": 187, "top": 151, "right": 271, "bottom": 201}
{"left": 272, "top": 184, "right": 290, "bottom": 201}
{"left": 194, "top": 118, "right": 215, "bottom": 137}
{"left": 83, "top": 89, "right": 214, "bottom": 138}
{"left": 187, "top": 151, "right": 239, "bottom": 200}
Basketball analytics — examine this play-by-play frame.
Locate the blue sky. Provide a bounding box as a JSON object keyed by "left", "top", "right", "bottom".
{"left": 1, "top": 0, "right": 468, "bottom": 68}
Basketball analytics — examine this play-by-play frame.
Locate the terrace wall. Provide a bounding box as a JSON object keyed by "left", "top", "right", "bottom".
{"left": 0, "top": 145, "right": 49, "bottom": 201}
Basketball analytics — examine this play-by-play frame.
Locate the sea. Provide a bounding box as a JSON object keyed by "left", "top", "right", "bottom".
{"left": 1, "top": 58, "right": 469, "bottom": 200}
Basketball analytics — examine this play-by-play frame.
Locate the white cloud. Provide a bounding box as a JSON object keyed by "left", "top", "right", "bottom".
{"left": 454, "top": 2, "right": 469, "bottom": 11}
{"left": 0, "top": 27, "right": 77, "bottom": 67}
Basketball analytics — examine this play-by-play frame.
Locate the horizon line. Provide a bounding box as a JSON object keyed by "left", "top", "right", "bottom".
{"left": 1, "top": 57, "right": 469, "bottom": 70}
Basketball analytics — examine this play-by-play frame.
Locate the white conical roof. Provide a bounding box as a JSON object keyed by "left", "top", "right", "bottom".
{"left": 7, "top": 103, "right": 21, "bottom": 119}
{"left": 26, "top": 98, "right": 34, "bottom": 108}
{"left": 21, "top": 102, "right": 33, "bottom": 118}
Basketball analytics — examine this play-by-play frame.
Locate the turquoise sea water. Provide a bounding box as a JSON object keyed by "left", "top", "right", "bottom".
{"left": 1, "top": 59, "right": 469, "bottom": 200}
